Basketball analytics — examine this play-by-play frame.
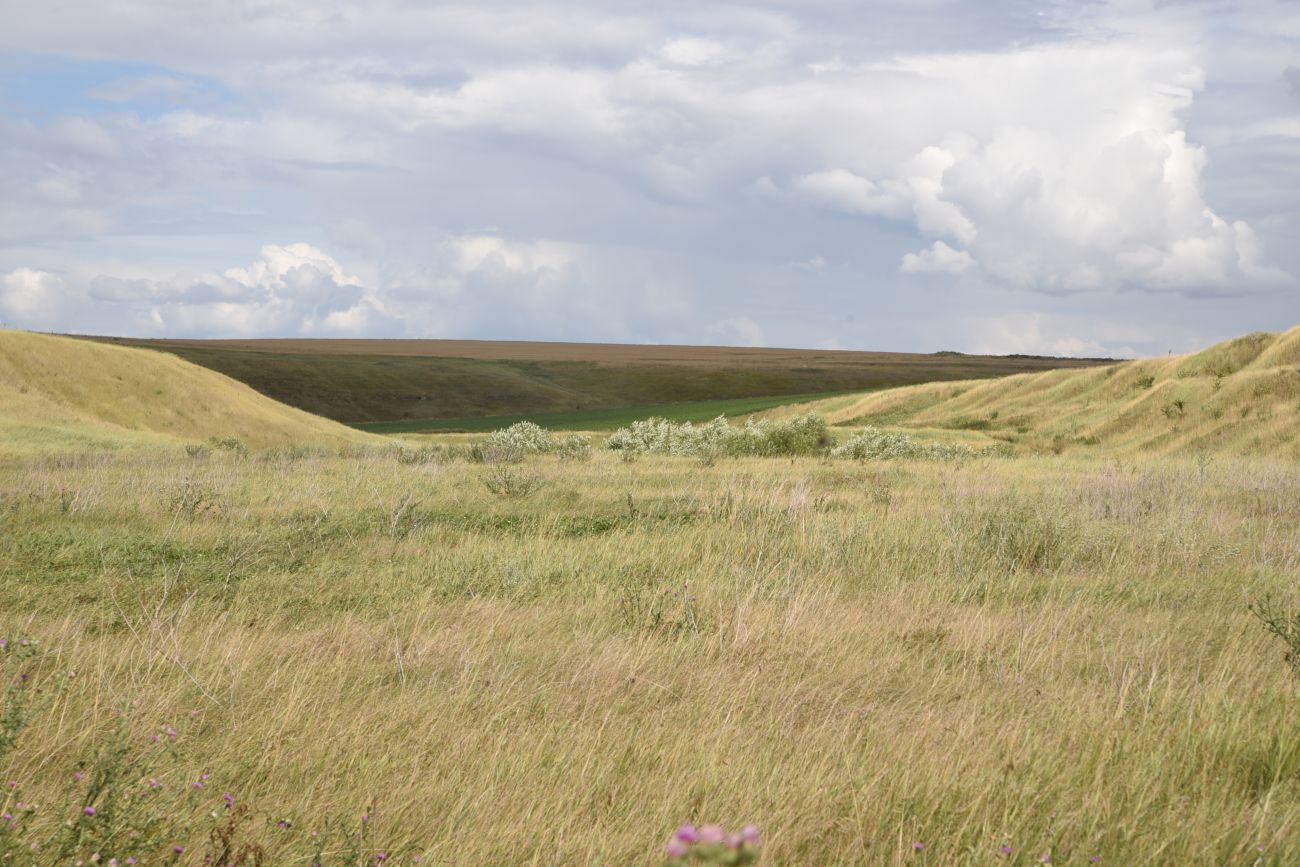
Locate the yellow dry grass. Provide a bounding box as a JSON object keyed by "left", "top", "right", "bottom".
{"left": 787, "top": 325, "right": 1300, "bottom": 458}
{"left": 1, "top": 449, "right": 1297, "bottom": 865}
{"left": 1, "top": 327, "right": 1298, "bottom": 864}
{"left": 0, "top": 331, "right": 381, "bottom": 455}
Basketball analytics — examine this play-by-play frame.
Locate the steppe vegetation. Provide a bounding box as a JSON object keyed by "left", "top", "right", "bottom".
{"left": 794, "top": 327, "right": 1300, "bottom": 458}
{"left": 84, "top": 336, "right": 1107, "bottom": 427}
{"left": 1, "top": 329, "right": 1298, "bottom": 864}
{"left": 2, "top": 439, "right": 1298, "bottom": 864}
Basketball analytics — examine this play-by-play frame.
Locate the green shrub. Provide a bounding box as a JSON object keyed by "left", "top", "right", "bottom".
{"left": 207, "top": 436, "right": 248, "bottom": 456}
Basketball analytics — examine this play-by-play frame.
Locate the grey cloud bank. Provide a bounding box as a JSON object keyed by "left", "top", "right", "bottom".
{"left": 1, "top": 0, "right": 1297, "bottom": 357}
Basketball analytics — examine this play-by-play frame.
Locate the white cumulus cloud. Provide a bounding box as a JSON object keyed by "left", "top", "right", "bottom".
{"left": 900, "top": 241, "right": 974, "bottom": 275}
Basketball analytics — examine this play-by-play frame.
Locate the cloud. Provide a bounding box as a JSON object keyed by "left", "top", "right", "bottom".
{"left": 90, "top": 73, "right": 198, "bottom": 104}
{"left": 787, "top": 45, "right": 1289, "bottom": 294}
{"left": 0, "top": 0, "right": 1296, "bottom": 351}
{"left": 962, "top": 313, "right": 1145, "bottom": 358}
{"left": 659, "top": 37, "right": 731, "bottom": 68}
{"left": 0, "top": 268, "right": 68, "bottom": 328}
{"left": 6, "top": 237, "right": 693, "bottom": 341}
{"left": 900, "top": 241, "right": 973, "bottom": 275}
{"left": 1286, "top": 66, "right": 1300, "bottom": 102}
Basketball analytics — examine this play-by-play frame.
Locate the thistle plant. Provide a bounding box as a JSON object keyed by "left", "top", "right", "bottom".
{"left": 663, "top": 823, "right": 760, "bottom": 864}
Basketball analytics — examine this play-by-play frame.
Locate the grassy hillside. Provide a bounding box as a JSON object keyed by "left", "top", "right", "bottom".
{"left": 790, "top": 326, "right": 1300, "bottom": 458}
{"left": 0, "top": 330, "right": 380, "bottom": 455}
{"left": 83, "top": 336, "right": 1109, "bottom": 424}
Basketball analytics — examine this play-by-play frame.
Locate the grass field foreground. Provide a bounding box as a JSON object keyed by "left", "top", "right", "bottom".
{"left": 1, "top": 446, "right": 1297, "bottom": 864}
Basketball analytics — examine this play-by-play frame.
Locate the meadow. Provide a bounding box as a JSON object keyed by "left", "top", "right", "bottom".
{"left": 1, "top": 442, "right": 1297, "bottom": 865}
{"left": 3, "top": 329, "right": 1299, "bottom": 865}
{"left": 82, "top": 336, "right": 1107, "bottom": 425}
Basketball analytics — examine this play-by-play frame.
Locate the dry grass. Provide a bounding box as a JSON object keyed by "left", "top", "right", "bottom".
{"left": 785, "top": 325, "right": 1300, "bottom": 458}
{"left": 1, "top": 447, "right": 1297, "bottom": 864}
{"left": 0, "top": 331, "right": 381, "bottom": 455}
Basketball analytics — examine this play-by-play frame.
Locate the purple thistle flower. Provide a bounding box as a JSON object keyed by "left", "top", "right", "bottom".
{"left": 728, "top": 833, "right": 744, "bottom": 850}
{"left": 999, "top": 845, "right": 1013, "bottom": 856}
{"left": 148, "top": 778, "right": 160, "bottom": 789}
{"left": 165, "top": 727, "right": 177, "bottom": 739}
{"left": 82, "top": 806, "right": 96, "bottom": 817}
{"left": 913, "top": 842, "right": 925, "bottom": 851}
{"left": 173, "top": 845, "right": 185, "bottom": 855}
{"left": 74, "top": 772, "right": 83, "bottom": 782}
{"left": 665, "top": 839, "right": 688, "bottom": 858}
{"left": 699, "top": 825, "right": 725, "bottom": 845}
{"left": 674, "top": 825, "right": 699, "bottom": 844}
{"left": 127, "top": 859, "right": 137, "bottom": 866}
{"left": 740, "top": 825, "right": 760, "bottom": 845}
{"left": 1089, "top": 858, "right": 1099, "bottom": 864}
{"left": 1040, "top": 853, "right": 1052, "bottom": 864}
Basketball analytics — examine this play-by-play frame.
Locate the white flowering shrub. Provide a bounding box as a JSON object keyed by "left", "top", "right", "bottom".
{"left": 483, "top": 421, "right": 551, "bottom": 454}
{"left": 473, "top": 422, "right": 592, "bottom": 462}
{"left": 553, "top": 433, "right": 593, "bottom": 461}
{"left": 830, "top": 426, "right": 980, "bottom": 461}
{"left": 604, "top": 413, "right": 829, "bottom": 458}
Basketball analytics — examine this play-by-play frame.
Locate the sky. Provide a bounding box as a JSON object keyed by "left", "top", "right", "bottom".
{"left": 0, "top": 0, "right": 1297, "bottom": 357}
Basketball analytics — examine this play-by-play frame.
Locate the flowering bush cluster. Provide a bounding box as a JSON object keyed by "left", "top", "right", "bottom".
{"left": 475, "top": 423, "right": 592, "bottom": 463}
{"left": 830, "top": 426, "right": 982, "bottom": 461}
{"left": 663, "top": 823, "right": 759, "bottom": 865}
{"left": 605, "top": 414, "right": 828, "bottom": 458}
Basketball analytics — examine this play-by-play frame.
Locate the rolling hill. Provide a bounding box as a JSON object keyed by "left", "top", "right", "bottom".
{"left": 80, "top": 335, "right": 1111, "bottom": 427}
{"left": 793, "top": 326, "right": 1300, "bottom": 457}
{"left": 0, "top": 331, "right": 381, "bottom": 455}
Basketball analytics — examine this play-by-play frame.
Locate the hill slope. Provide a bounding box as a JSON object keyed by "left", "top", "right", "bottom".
{"left": 795, "top": 326, "right": 1300, "bottom": 457}
{"left": 82, "top": 336, "right": 1110, "bottom": 424}
{"left": 0, "top": 331, "right": 381, "bottom": 455}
